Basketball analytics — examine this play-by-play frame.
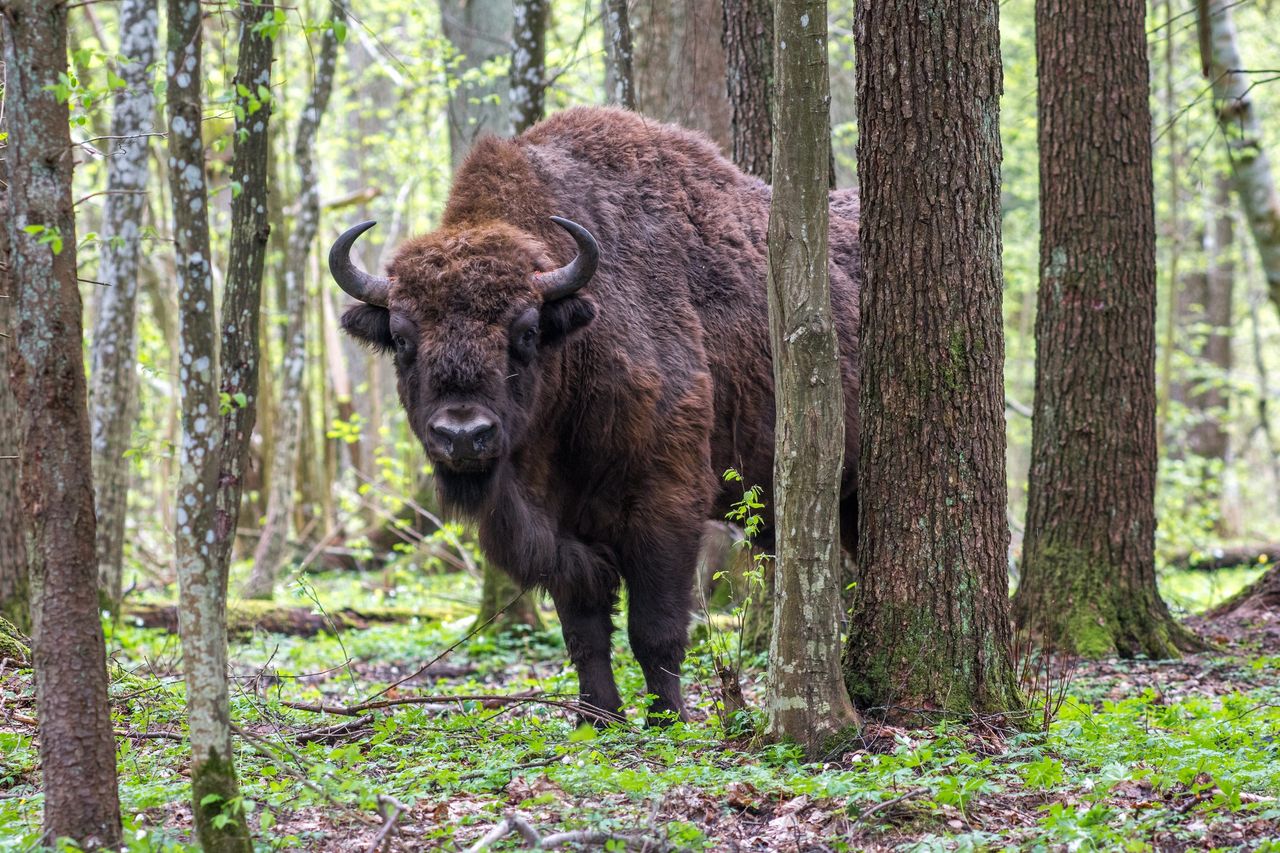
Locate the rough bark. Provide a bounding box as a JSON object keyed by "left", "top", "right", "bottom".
{"left": 510, "top": 0, "right": 548, "bottom": 134}
{"left": 844, "top": 0, "right": 1022, "bottom": 720}
{"left": 439, "top": 0, "right": 511, "bottom": 171}
{"left": 214, "top": 0, "right": 275, "bottom": 584}
{"left": 762, "top": 0, "right": 857, "bottom": 755}
{"left": 0, "top": 39, "right": 30, "bottom": 633}
{"left": 632, "top": 0, "right": 731, "bottom": 151}
{"left": 1199, "top": 0, "right": 1280, "bottom": 320}
{"left": 1, "top": 0, "right": 122, "bottom": 844}
{"left": 88, "top": 0, "right": 158, "bottom": 610}
{"left": 166, "top": 0, "right": 254, "bottom": 847}
{"left": 1012, "top": 0, "right": 1203, "bottom": 658}
{"left": 720, "top": 0, "right": 772, "bottom": 179}
{"left": 245, "top": 6, "right": 342, "bottom": 599}
{"left": 603, "top": 0, "right": 635, "bottom": 109}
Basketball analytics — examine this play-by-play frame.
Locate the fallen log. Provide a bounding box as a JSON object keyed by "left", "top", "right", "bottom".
{"left": 122, "top": 601, "right": 425, "bottom": 638}
{"left": 1165, "top": 543, "right": 1280, "bottom": 572}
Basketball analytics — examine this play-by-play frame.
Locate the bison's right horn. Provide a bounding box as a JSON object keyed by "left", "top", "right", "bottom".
{"left": 534, "top": 216, "right": 599, "bottom": 302}
{"left": 329, "top": 220, "right": 391, "bottom": 307}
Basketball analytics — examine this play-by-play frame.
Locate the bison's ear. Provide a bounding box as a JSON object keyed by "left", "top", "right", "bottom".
{"left": 341, "top": 303, "right": 394, "bottom": 353}
{"left": 539, "top": 295, "right": 596, "bottom": 347}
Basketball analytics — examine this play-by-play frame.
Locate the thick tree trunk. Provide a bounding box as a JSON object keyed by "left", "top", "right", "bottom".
{"left": 0, "top": 61, "right": 29, "bottom": 633}
{"left": 1012, "top": 0, "right": 1203, "bottom": 658}
{"left": 763, "top": 0, "right": 857, "bottom": 755}
{"left": 510, "top": 0, "right": 548, "bottom": 134}
{"left": 439, "top": 0, "right": 511, "bottom": 171}
{"left": 214, "top": 1, "right": 275, "bottom": 584}
{"left": 1, "top": 1, "right": 122, "bottom": 844}
{"left": 88, "top": 0, "right": 158, "bottom": 610}
{"left": 720, "top": 0, "right": 772, "bottom": 180}
{"left": 245, "top": 6, "right": 342, "bottom": 599}
{"left": 1199, "top": 0, "right": 1280, "bottom": 320}
{"left": 603, "top": 0, "right": 635, "bottom": 109}
{"left": 166, "top": 0, "right": 253, "bottom": 846}
{"left": 844, "top": 0, "right": 1021, "bottom": 720}
{"left": 632, "top": 0, "right": 732, "bottom": 152}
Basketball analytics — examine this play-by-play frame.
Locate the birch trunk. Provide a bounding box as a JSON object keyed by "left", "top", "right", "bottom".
{"left": 245, "top": 7, "right": 342, "bottom": 599}
{"left": 166, "top": 0, "right": 254, "bottom": 846}
{"left": 603, "top": 0, "right": 635, "bottom": 109}
{"left": 1199, "top": 0, "right": 1280, "bottom": 319}
{"left": 510, "top": 0, "right": 548, "bottom": 134}
{"left": 844, "top": 0, "right": 1022, "bottom": 718}
{"left": 763, "top": 0, "right": 858, "bottom": 755}
{"left": 2, "top": 0, "right": 122, "bottom": 843}
{"left": 88, "top": 0, "right": 158, "bottom": 610}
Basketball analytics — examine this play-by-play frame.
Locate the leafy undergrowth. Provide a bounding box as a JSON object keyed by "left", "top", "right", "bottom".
{"left": 3, "top": 569, "right": 1280, "bottom": 851}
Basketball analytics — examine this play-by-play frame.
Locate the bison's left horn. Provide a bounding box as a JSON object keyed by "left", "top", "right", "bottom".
{"left": 329, "top": 220, "right": 391, "bottom": 308}
{"left": 534, "top": 216, "right": 599, "bottom": 302}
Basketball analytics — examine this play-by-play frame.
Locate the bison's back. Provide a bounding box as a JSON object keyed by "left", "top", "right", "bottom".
{"left": 456, "top": 107, "right": 861, "bottom": 522}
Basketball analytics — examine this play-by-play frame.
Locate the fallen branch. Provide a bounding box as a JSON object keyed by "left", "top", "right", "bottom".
{"left": 122, "top": 602, "right": 422, "bottom": 638}
{"left": 1166, "top": 543, "right": 1280, "bottom": 572}
{"left": 854, "top": 788, "right": 927, "bottom": 824}
{"left": 280, "top": 692, "right": 619, "bottom": 726}
{"left": 465, "top": 811, "right": 667, "bottom": 852}
{"left": 295, "top": 714, "right": 376, "bottom": 744}
{"left": 365, "top": 794, "right": 408, "bottom": 853}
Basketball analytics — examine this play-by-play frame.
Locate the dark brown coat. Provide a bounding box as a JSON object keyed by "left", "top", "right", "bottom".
{"left": 340, "top": 107, "right": 860, "bottom": 722}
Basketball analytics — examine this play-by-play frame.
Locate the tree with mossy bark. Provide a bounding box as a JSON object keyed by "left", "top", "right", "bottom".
{"left": 1012, "top": 0, "right": 1205, "bottom": 659}
{"left": 2, "top": 0, "right": 123, "bottom": 843}
{"left": 763, "top": 0, "right": 859, "bottom": 756}
{"left": 843, "top": 0, "right": 1022, "bottom": 722}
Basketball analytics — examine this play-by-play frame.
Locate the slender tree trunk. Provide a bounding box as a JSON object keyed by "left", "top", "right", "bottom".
{"left": 844, "top": 0, "right": 1022, "bottom": 719}
{"left": 510, "top": 0, "right": 548, "bottom": 134}
{"left": 632, "top": 0, "right": 732, "bottom": 151}
{"left": 439, "top": 0, "right": 511, "bottom": 170}
{"left": 1012, "top": 0, "right": 1203, "bottom": 658}
{"left": 88, "top": 0, "right": 158, "bottom": 610}
{"left": 1199, "top": 0, "right": 1280, "bottom": 319}
{"left": 245, "top": 7, "right": 342, "bottom": 599}
{"left": 214, "top": 3, "right": 275, "bottom": 584}
{"left": 1, "top": 1, "right": 122, "bottom": 844}
{"left": 1185, "top": 177, "right": 1234, "bottom": 464}
{"left": 720, "top": 0, "right": 772, "bottom": 180}
{"left": 166, "top": 0, "right": 254, "bottom": 846}
{"left": 603, "top": 0, "right": 635, "bottom": 109}
{"left": 763, "top": 0, "right": 858, "bottom": 755}
{"left": 0, "top": 41, "right": 30, "bottom": 633}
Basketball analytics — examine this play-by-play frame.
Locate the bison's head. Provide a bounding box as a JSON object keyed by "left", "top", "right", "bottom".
{"left": 332, "top": 217, "right": 599, "bottom": 510}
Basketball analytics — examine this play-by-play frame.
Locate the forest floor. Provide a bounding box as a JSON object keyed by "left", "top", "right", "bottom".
{"left": 2, "top": 568, "right": 1279, "bottom": 851}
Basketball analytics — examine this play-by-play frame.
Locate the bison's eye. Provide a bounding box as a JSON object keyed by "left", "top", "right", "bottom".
{"left": 510, "top": 308, "right": 540, "bottom": 362}
{"left": 392, "top": 333, "right": 409, "bottom": 355}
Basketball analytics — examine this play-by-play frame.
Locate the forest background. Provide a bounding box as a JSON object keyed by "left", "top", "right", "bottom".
{"left": 2, "top": 0, "right": 1280, "bottom": 849}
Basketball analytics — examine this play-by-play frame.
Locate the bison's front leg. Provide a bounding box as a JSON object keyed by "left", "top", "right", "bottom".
{"left": 549, "top": 580, "right": 623, "bottom": 725}
{"left": 621, "top": 525, "right": 700, "bottom": 726}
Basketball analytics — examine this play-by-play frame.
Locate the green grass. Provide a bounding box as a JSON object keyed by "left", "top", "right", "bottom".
{"left": 2, "top": 567, "right": 1278, "bottom": 851}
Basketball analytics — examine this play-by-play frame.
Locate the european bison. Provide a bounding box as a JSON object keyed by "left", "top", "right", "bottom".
{"left": 333, "top": 107, "right": 860, "bottom": 724}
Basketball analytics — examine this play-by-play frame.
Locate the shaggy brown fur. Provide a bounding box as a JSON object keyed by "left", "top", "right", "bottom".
{"left": 340, "top": 107, "right": 860, "bottom": 723}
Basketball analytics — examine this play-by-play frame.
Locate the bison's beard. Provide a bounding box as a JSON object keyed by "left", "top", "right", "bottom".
{"left": 435, "top": 465, "right": 499, "bottom": 516}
